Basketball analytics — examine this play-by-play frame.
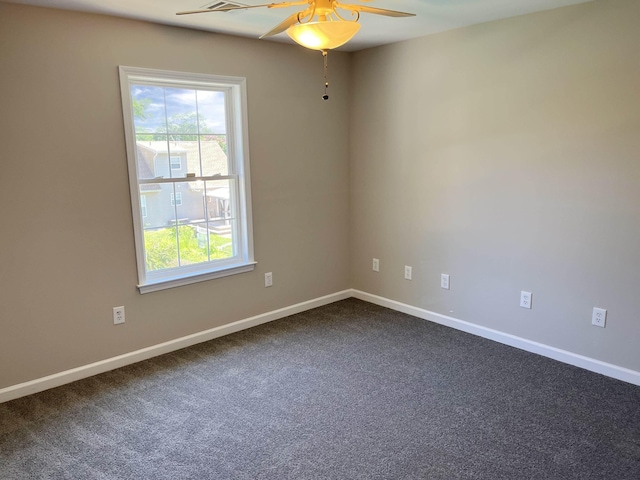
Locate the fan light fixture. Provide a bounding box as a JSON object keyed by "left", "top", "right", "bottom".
{"left": 286, "top": 20, "right": 360, "bottom": 50}
{"left": 176, "top": 1, "right": 416, "bottom": 98}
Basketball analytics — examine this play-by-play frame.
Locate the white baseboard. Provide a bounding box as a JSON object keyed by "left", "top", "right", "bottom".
{"left": 0, "top": 290, "right": 352, "bottom": 403}
{"left": 3, "top": 287, "right": 638, "bottom": 404}
{"left": 351, "top": 289, "right": 640, "bottom": 387}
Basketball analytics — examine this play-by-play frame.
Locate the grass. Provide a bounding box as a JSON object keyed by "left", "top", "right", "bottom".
{"left": 144, "top": 225, "right": 233, "bottom": 271}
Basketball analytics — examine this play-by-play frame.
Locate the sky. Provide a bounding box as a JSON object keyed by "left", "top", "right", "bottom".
{"left": 131, "top": 85, "right": 227, "bottom": 135}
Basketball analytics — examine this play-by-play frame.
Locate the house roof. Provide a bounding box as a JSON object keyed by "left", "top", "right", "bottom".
{"left": 136, "top": 144, "right": 156, "bottom": 179}
{"left": 136, "top": 144, "right": 161, "bottom": 191}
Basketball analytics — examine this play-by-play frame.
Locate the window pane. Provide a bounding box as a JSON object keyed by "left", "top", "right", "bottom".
{"left": 177, "top": 224, "right": 209, "bottom": 266}
{"left": 140, "top": 137, "right": 229, "bottom": 178}
{"left": 139, "top": 185, "right": 175, "bottom": 230}
{"left": 209, "top": 225, "right": 234, "bottom": 260}
{"left": 136, "top": 136, "right": 169, "bottom": 179}
{"left": 206, "top": 179, "right": 236, "bottom": 259}
{"left": 205, "top": 179, "right": 232, "bottom": 220}
{"left": 196, "top": 90, "right": 226, "bottom": 135}
{"left": 174, "top": 181, "right": 204, "bottom": 224}
{"left": 164, "top": 88, "right": 198, "bottom": 135}
{"left": 144, "top": 226, "right": 179, "bottom": 272}
{"left": 170, "top": 138, "right": 202, "bottom": 177}
{"left": 136, "top": 138, "right": 163, "bottom": 180}
{"left": 201, "top": 137, "right": 229, "bottom": 176}
{"left": 166, "top": 140, "right": 188, "bottom": 179}
{"left": 135, "top": 139, "right": 190, "bottom": 180}
{"left": 131, "top": 85, "right": 166, "bottom": 137}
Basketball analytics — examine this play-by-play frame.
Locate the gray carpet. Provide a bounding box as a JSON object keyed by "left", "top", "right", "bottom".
{"left": 1, "top": 298, "right": 639, "bottom": 479}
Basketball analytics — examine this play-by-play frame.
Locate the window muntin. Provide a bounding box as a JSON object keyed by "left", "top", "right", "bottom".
{"left": 119, "top": 67, "right": 254, "bottom": 293}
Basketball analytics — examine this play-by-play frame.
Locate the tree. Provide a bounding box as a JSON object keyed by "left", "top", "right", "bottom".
{"left": 154, "top": 112, "right": 207, "bottom": 141}
{"left": 132, "top": 98, "right": 151, "bottom": 120}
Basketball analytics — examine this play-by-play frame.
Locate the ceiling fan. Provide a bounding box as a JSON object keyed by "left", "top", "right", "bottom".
{"left": 178, "top": 1, "right": 415, "bottom": 100}
{"left": 177, "top": 0, "right": 416, "bottom": 51}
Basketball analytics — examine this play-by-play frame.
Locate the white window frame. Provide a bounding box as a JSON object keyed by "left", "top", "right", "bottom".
{"left": 119, "top": 66, "right": 255, "bottom": 294}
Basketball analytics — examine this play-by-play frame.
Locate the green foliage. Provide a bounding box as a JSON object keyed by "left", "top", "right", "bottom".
{"left": 132, "top": 98, "right": 151, "bottom": 120}
{"left": 129, "top": 107, "right": 227, "bottom": 152}
{"left": 133, "top": 107, "right": 227, "bottom": 154}
{"left": 135, "top": 129, "right": 154, "bottom": 142}
{"left": 144, "top": 225, "right": 233, "bottom": 271}
{"left": 154, "top": 112, "right": 206, "bottom": 141}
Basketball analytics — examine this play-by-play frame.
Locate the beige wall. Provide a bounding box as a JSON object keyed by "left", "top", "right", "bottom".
{"left": 350, "top": 0, "right": 640, "bottom": 371}
{"left": 2, "top": 0, "right": 639, "bottom": 390}
{"left": 0, "top": 3, "right": 351, "bottom": 388}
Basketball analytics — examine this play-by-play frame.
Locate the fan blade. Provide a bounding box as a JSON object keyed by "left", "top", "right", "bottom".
{"left": 268, "top": 1, "right": 309, "bottom": 7}
{"left": 335, "top": 3, "right": 415, "bottom": 17}
{"left": 178, "top": 5, "right": 267, "bottom": 15}
{"left": 177, "top": 2, "right": 303, "bottom": 16}
{"left": 260, "top": 11, "right": 306, "bottom": 38}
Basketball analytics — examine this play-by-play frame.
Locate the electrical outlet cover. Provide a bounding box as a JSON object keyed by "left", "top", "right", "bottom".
{"left": 592, "top": 307, "right": 606, "bottom": 328}
{"left": 520, "top": 291, "right": 532, "bottom": 309}
{"left": 404, "top": 266, "right": 412, "bottom": 280}
{"left": 113, "top": 306, "right": 125, "bottom": 325}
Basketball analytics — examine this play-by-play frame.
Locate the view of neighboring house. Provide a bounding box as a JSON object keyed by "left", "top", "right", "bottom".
{"left": 135, "top": 140, "right": 232, "bottom": 237}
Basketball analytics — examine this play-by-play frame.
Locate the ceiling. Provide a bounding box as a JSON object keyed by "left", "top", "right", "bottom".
{"left": 4, "top": 0, "right": 594, "bottom": 51}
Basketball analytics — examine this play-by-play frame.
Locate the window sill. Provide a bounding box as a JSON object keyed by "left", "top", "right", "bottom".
{"left": 138, "top": 261, "right": 257, "bottom": 294}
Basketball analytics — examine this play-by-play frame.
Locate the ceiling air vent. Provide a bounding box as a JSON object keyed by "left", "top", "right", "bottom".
{"left": 201, "top": 1, "right": 248, "bottom": 11}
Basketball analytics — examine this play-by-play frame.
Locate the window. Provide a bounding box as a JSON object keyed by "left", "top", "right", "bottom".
{"left": 119, "top": 66, "right": 255, "bottom": 293}
{"left": 170, "top": 192, "right": 183, "bottom": 207}
{"left": 140, "top": 195, "right": 147, "bottom": 217}
{"left": 170, "top": 156, "right": 181, "bottom": 170}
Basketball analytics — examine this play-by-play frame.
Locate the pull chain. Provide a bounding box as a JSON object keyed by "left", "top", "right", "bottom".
{"left": 322, "top": 49, "right": 329, "bottom": 101}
